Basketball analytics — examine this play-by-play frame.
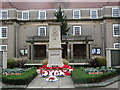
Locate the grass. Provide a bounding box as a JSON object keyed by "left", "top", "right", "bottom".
{"left": 2, "top": 68, "right": 37, "bottom": 85}
{"left": 71, "top": 67, "right": 120, "bottom": 84}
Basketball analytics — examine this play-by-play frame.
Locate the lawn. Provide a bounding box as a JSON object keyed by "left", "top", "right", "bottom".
{"left": 71, "top": 67, "right": 120, "bottom": 84}
{"left": 2, "top": 68, "right": 37, "bottom": 85}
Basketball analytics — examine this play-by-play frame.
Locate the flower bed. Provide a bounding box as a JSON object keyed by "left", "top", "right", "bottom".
{"left": 84, "top": 66, "right": 116, "bottom": 75}
{"left": 72, "top": 67, "right": 120, "bottom": 84}
{"left": 2, "top": 68, "right": 27, "bottom": 75}
{"left": 2, "top": 68, "right": 37, "bottom": 85}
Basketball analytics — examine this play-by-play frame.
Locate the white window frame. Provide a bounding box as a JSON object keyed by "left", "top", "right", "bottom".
{"left": 73, "top": 26, "right": 81, "bottom": 35}
{"left": 113, "top": 24, "right": 120, "bottom": 37}
{"left": 90, "top": 10, "right": 98, "bottom": 19}
{"left": 0, "top": 45, "right": 7, "bottom": 51}
{"left": 38, "top": 11, "right": 46, "bottom": 20}
{"left": 0, "top": 26, "right": 7, "bottom": 39}
{"left": 22, "top": 11, "right": 29, "bottom": 20}
{"left": 73, "top": 10, "right": 81, "bottom": 19}
{"left": 0, "top": 10, "right": 8, "bottom": 19}
{"left": 38, "top": 27, "right": 46, "bottom": 36}
{"left": 112, "top": 8, "right": 119, "bottom": 17}
{"left": 114, "top": 43, "right": 120, "bottom": 49}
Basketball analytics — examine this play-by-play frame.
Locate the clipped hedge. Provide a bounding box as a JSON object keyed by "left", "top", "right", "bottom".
{"left": 2, "top": 68, "right": 37, "bottom": 85}
{"left": 72, "top": 67, "right": 120, "bottom": 84}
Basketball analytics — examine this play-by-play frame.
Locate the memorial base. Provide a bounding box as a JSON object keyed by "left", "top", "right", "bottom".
{"left": 47, "top": 49, "right": 63, "bottom": 67}
{"left": 47, "top": 64, "right": 64, "bottom": 67}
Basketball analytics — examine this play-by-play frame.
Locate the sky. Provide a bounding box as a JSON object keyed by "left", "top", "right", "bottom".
{"left": 0, "top": 0, "right": 120, "bottom": 2}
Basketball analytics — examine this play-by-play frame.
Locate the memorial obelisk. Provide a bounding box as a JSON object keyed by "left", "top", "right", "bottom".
{"left": 47, "top": 22, "right": 63, "bottom": 67}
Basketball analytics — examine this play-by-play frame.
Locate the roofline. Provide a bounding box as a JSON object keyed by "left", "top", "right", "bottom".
{"left": 1, "top": 2, "right": 120, "bottom": 10}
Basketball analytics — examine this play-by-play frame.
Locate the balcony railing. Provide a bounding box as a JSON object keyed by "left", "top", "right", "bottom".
{"left": 26, "top": 35, "right": 93, "bottom": 43}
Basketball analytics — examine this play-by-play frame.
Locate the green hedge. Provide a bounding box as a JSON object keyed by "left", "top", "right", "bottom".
{"left": 2, "top": 68, "right": 37, "bottom": 85}
{"left": 71, "top": 67, "right": 120, "bottom": 84}
{"left": 95, "top": 56, "right": 106, "bottom": 67}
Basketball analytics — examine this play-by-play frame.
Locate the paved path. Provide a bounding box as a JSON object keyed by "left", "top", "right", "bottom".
{"left": 104, "top": 80, "right": 120, "bottom": 88}
{"left": 27, "top": 75, "right": 75, "bottom": 88}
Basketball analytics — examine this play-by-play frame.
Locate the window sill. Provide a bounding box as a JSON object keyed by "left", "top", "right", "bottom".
{"left": 113, "top": 35, "right": 120, "bottom": 37}
{"left": 0, "top": 38, "right": 7, "bottom": 39}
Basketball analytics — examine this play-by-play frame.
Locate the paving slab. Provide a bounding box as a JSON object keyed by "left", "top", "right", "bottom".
{"left": 27, "top": 75, "right": 46, "bottom": 88}
{"left": 43, "top": 81, "right": 59, "bottom": 88}
{"left": 59, "top": 76, "right": 75, "bottom": 88}
{"left": 0, "top": 81, "right": 2, "bottom": 88}
{"left": 27, "top": 75, "right": 75, "bottom": 88}
{"left": 105, "top": 80, "right": 120, "bottom": 88}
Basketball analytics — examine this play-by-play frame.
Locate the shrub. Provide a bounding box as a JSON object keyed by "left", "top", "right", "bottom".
{"left": 90, "top": 56, "right": 106, "bottom": 67}
{"left": 42, "top": 59, "right": 69, "bottom": 65}
{"left": 7, "top": 59, "right": 16, "bottom": 68}
{"left": 42, "top": 59, "right": 48, "bottom": 65}
{"left": 7, "top": 58, "right": 28, "bottom": 68}
{"left": 2, "top": 68, "right": 37, "bottom": 85}
{"left": 89, "top": 59, "right": 98, "bottom": 68}
{"left": 16, "top": 59, "right": 28, "bottom": 68}
{"left": 95, "top": 56, "right": 106, "bottom": 67}
{"left": 62, "top": 59, "right": 69, "bottom": 65}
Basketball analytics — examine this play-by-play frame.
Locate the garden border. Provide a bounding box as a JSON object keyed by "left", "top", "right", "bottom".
{"left": 1, "top": 75, "right": 120, "bottom": 89}
{"left": 75, "top": 75, "right": 120, "bottom": 88}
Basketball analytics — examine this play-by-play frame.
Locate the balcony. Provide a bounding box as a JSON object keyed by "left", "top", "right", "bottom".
{"left": 26, "top": 35, "right": 93, "bottom": 43}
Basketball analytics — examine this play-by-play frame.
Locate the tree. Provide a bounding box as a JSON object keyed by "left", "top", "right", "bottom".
{"left": 54, "top": 6, "right": 70, "bottom": 37}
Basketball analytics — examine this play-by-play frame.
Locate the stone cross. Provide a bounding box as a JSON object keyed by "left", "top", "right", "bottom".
{"left": 47, "top": 22, "right": 63, "bottom": 67}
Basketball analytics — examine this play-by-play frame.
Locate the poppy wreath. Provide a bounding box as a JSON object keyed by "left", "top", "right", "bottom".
{"left": 36, "top": 64, "right": 74, "bottom": 77}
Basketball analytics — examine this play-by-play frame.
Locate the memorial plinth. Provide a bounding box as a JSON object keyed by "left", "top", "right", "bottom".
{"left": 47, "top": 22, "right": 63, "bottom": 67}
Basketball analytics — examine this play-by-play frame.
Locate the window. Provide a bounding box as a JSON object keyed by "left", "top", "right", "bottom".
{"left": 73, "top": 26, "right": 81, "bottom": 35}
{"left": 20, "top": 49, "right": 27, "bottom": 56}
{"left": 22, "top": 11, "right": 29, "bottom": 20}
{"left": 73, "top": 10, "right": 80, "bottom": 19}
{"left": 113, "top": 24, "right": 120, "bottom": 36}
{"left": 90, "top": 10, "right": 98, "bottom": 19}
{"left": 0, "top": 45, "right": 7, "bottom": 51}
{"left": 0, "top": 27, "right": 7, "bottom": 38}
{"left": 112, "top": 8, "right": 119, "bottom": 17}
{"left": 0, "top": 10, "right": 8, "bottom": 19}
{"left": 39, "top": 11, "right": 46, "bottom": 20}
{"left": 38, "top": 27, "right": 46, "bottom": 36}
{"left": 92, "top": 48, "right": 101, "bottom": 55}
{"left": 114, "top": 43, "right": 120, "bottom": 48}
